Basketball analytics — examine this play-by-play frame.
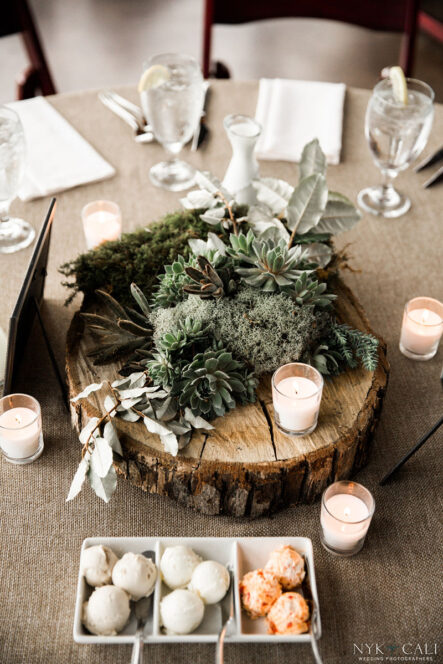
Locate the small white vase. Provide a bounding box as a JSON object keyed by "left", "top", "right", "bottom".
{"left": 222, "top": 114, "right": 261, "bottom": 205}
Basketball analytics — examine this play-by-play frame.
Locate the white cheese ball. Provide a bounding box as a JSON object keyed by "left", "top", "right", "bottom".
{"left": 160, "top": 589, "right": 204, "bottom": 634}
{"left": 160, "top": 545, "right": 202, "bottom": 589}
{"left": 82, "top": 585, "right": 130, "bottom": 636}
{"left": 81, "top": 545, "right": 118, "bottom": 587}
{"left": 188, "top": 560, "right": 230, "bottom": 604}
{"left": 112, "top": 552, "right": 157, "bottom": 601}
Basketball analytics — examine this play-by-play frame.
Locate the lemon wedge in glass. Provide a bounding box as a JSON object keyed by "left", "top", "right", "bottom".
{"left": 138, "top": 64, "right": 170, "bottom": 93}
{"left": 389, "top": 66, "right": 408, "bottom": 105}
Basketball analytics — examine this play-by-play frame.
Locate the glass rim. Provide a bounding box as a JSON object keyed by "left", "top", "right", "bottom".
{"left": 322, "top": 480, "right": 375, "bottom": 524}
{"left": 373, "top": 77, "right": 435, "bottom": 107}
{"left": 272, "top": 362, "right": 323, "bottom": 401}
{"left": 144, "top": 52, "right": 201, "bottom": 70}
{"left": 405, "top": 296, "right": 443, "bottom": 327}
{"left": 81, "top": 200, "right": 121, "bottom": 221}
{"left": 0, "top": 393, "right": 41, "bottom": 430}
{"left": 224, "top": 113, "right": 262, "bottom": 138}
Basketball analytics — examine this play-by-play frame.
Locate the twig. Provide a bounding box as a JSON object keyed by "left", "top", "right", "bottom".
{"left": 216, "top": 191, "right": 238, "bottom": 236}
{"left": 80, "top": 382, "right": 120, "bottom": 458}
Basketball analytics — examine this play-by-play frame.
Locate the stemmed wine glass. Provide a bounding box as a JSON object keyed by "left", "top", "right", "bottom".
{"left": 140, "top": 53, "right": 204, "bottom": 191}
{"left": 0, "top": 107, "right": 35, "bottom": 253}
{"left": 358, "top": 77, "right": 434, "bottom": 218}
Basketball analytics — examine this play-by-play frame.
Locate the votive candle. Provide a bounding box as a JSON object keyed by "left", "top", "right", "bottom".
{"left": 272, "top": 363, "right": 323, "bottom": 436}
{"left": 82, "top": 200, "right": 122, "bottom": 250}
{"left": 320, "top": 481, "right": 375, "bottom": 556}
{"left": 0, "top": 394, "right": 43, "bottom": 464}
{"left": 399, "top": 297, "right": 443, "bottom": 361}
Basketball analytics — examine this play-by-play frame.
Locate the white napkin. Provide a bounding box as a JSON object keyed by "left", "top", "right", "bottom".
{"left": 255, "top": 78, "right": 346, "bottom": 165}
{"left": 8, "top": 97, "right": 115, "bottom": 201}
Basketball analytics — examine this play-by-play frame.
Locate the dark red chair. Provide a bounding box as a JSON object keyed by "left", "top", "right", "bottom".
{"left": 202, "top": 0, "right": 420, "bottom": 78}
{"left": 1, "top": 0, "right": 57, "bottom": 99}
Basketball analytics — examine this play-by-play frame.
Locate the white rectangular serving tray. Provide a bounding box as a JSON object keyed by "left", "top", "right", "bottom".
{"left": 73, "top": 536, "right": 321, "bottom": 645}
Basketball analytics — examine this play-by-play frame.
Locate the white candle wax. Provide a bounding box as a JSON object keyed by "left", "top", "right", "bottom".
{"left": 0, "top": 407, "right": 41, "bottom": 459}
{"left": 400, "top": 307, "right": 443, "bottom": 356}
{"left": 321, "top": 493, "right": 370, "bottom": 552}
{"left": 82, "top": 209, "right": 122, "bottom": 250}
{"left": 273, "top": 376, "right": 320, "bottom": 432}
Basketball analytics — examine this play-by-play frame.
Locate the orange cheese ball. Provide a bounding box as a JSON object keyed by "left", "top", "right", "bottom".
{"left": 239, "top": 569, "right": 282, "bottom": 618}
{"left": 267, "top": 592, "right": 310, "bottom": 635}
{"left": 265, "top": 545, "right": 306, "bottom": 590}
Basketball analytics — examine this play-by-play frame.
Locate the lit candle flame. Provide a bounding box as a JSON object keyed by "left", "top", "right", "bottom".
{"left": 421, "top": 309, "right": 430, "bottom": 324}
{"left": 344, "top": 506, "right": 351, "bottom": 519}
{"left": 293, "top": 379, "right": 299, "bottom": 395}
{"left": 14, "top": 415, "right": 22, "bottom": 425}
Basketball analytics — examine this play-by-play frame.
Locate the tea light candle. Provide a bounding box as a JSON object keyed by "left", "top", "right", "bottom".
{"left": 399, "top": 297, "right": 443, "bottom": 361}
{"left": 320, "top": 481, "right": 375, "bottom": 556}
{"left": 0, "top": 394, "right": 43, "bottom": 464}
{"left": 272, "top": 363, "right": 323, "bottom": 436}
{"left": 81, "top": 200, "right": 122, "bottom": 250}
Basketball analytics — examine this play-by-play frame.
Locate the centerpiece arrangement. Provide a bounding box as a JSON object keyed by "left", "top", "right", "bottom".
{"left": 63, "top": 140, "right": 387, "bottom": 513}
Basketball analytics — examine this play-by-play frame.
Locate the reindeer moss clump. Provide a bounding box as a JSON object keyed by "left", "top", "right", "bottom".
{"left": 59, "top": 210, "right": 209, "bottom": 306}
{"left": 151, "top": 285, "right": 331, "bottom": 375}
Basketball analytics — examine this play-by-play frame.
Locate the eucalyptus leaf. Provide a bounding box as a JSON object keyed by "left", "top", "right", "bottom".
{"left": 118, "top": 386, "right": 154, "bottom": 400}
{"left": 253, "top": 177, "right": 294, "bottom": 215}
{"left": 129, "top": 371, "right": 146, "bottom": 385}
{"left": 143, "top": 416, "right": 171, "bottom": 437}
{"left": 111, "top": 376, "right": 131, "bottom": 389}
{"left": 120, "top": 397, "right": 143, "bottom": 409}
{"left": 103, "top": 421, "right": 123, "bottom": 456}
{"left": 195, "top": 171, "right": 231, "bottom": 199}
{"left": 155, "top": 396, "right": 178, "bottom": 421}
{"left": 88, "top": 464, "right": 117, "bottom": 503}
{"left": 90, "top": 437, "right": 113, "bottom": 478}
{"left": 207, "top": 232, "right": 227, "bottom": 255}
{"left": 167, "top": 420, "right": 192, "bottom": 436}
{"left": 177, "top": 431, "right": 192, "bottom": 449}
{"left": 160, "top": 432, "right": 179, "bottom": 456}
{"left": 104, "top": 395, "right": 117, "bottom": 416}
{"left": 79, "top": 417, "right": 100, "bottom": 445}
{"left": 180, "top": 189, "right": 217, "bottom": 210}
{"left": 200, "top": 207, "right": 226, "bottom": 226}
{"left": 316, "top": 191, "right": 361, "bottom": 234}
{"left": 299, "top": 138, "right": 327, "bottom": 180}
{"left": 71, "top": 382, "right": 104, "bottom": 403}
{"left": 66, "top": 453, "right": 90, "bottom": 501}
{"left": 286, "top": 173, "right": 328, "bottom": 235}
{"left": 184, "top": 408, "right": 214, "bottom": 430}
{"left": 119, "top": 409, "right": 141, "bottom": 422}
{"left": 302, "top": 242, "right": 333, "bottom": 268}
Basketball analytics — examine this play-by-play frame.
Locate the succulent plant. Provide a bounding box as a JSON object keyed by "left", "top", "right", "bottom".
{"left": 229, "top": 231, "right": 308, "bottom": 292}
{"left": 82, "top": 286, "right": 153, "bottom": 365}
{"left": 290, "top": 272, "right": 337, "bottom": 308}
{"left": 184, "top": 256, "right": 225, "bottom": 299}
{"left": 151, "top": 255, "right": 196, "bottom": 309}
{"left": 158, "top": 317, "right": 210, "bottom": 354}
{"left": 146, "top": 350, "right": 178, "bottom": 387}
{"left": 177, "top": 347, "right": 253, "bottom": 419}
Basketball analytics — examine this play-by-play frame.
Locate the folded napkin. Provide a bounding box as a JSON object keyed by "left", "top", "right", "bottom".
{"left": 255, "top": 79, "right": 346, "bottom": 165}
{"left": 8, "top": 97, "right": 115, "bottom": 201}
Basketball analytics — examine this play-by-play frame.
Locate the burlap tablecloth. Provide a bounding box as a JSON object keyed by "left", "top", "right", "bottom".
{"left": 0, "top": 83, "right": 442, "bottom": 664}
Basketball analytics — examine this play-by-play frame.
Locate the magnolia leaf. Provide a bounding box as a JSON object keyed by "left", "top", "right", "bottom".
{"left": 188, "top": 238, "right": 209, "bottom": 256}
{"left": 90, "top": 437, "right": 113, "bottom": 478}
{"left": 155, "top": 397, "right": 178, "bottom": 421}
{"left": 79, "top": 417, "right": 100, "bottom": 445}
{"left": 111, "top": 376, "right": 131, "bottom": 389}
{"left": 71, "top": 382, "right": 104, "bottom": 403}
{"left": 118, "top": 386, "right": 153, "bottom": 400}
{"left": 143, "top": 416, "right": 171, "bottom": 437}
{"left": 207, "top": 232, "right": 227, "bottom": 255}
{"left": 129, "top": 371, "right": 146, "bottom": 385}
{"left": 316, "top": 191, "right": 361, "bottom": 234}
{"left": 103, "top": 421, "right": 123, "bottom": 456}
{"left": 286, "top": 173, "right": 328, "bottom": 235}
{"left": 299, "top": 139, "right": 327, "bottom": 180}
{"left": 184, "top": 408, "right": 214, "bottom": 430}
{"left": 180, "top": 189, "right": 217, "bottom": 210}
{"left": 195, "top": 171, "right": 231, "bottom": 199}
{"left": 104, "top": 395, "right": 117, "bottom": 416}
{"left": 66, "top": 453, "right": 90, "bottom": 501}
{"left": 119, "top": 409, "right": 141, "bottom": 422}
{"left": 200, "top": 207, "right": 226, "bottom": 226}
{"left": 253, "top": 177, "right": 294, "bottom": 215}
{"left": 167, "top": 420, "right": 192, "bottom": 436}
{"left": 259, "top": 220, "right": 291, "bottom": 243}
{"left": 303, "top": 242, "right": 333, "bottom": 268}
{"left": 130, "top": 283, "right": 151, "bottom": 317}
{"left": 120, "top": 397, "right": 143, "bottom": 409}
{"left": 88, "top": 464, "right": 117, "bottom": 503}
{"left": 161, "top": 432, "right": 179, "bottom": 456}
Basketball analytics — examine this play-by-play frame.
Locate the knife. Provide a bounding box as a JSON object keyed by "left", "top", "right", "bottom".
{"left": 423, "top": 165, "right": 443, "bottom": 189}
{"left": 414, "top": 146, "right": 443, "bottom": 172}
{"left": 192, "top": 81, "right": 210, "bottom": 151}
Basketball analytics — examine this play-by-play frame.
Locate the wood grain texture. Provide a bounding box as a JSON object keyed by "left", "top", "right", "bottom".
{"left": 66, "top": 277, "right": 389, "bottom": 518}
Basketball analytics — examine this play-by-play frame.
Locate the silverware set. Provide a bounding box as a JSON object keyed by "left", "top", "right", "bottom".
{"left": 415, "top": 146, "right": 443, "bottom": 188}
{"left": 99, "top": 85, "right": 210, "bottom": 150}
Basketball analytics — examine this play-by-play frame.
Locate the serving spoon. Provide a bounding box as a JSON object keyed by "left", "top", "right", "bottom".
{"left": 130, "top": 550, "right": 156, "bottom": 664}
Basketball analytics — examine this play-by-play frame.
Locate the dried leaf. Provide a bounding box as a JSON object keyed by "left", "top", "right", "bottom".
{"left": 103, "top": 421, "right": 123, "bottom": 456}
{"left": 66, "top": 453, "right": 90, "bottom": 501}
{"left": 71, "top": 382, "right": 104, "bottom": 403}
{"left": 88, "top": 464, "right": 117, "bottom": 503}
{"left": 299, "top": 138, "right": 327, "bottom": 180}
{"left": 90, "top": 437, "right": 113, "bottom": 478}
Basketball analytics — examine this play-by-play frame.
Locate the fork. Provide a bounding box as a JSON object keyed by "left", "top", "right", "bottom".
{"left": 215, "top": 568, "right": 235, "bottom": 664}
{"left": 103, "top": 90, "right": 151, "bottom": 133}
{"left": 303, "top": 555, "right": 323, "bottom": 664}
{"left": 130, "top": 550, "right": 156, "bottom": 664}
{"left": 98, "top": 92, "right": 154, "bottom": 144}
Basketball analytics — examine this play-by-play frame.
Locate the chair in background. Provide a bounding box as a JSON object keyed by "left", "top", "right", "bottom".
{"left": 1, "top": 0, "right": 56, "bottom": 99}
{"left": 202, "top": 0, "right": 420, "bottom": 79}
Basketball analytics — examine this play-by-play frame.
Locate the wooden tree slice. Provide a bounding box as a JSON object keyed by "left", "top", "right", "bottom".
{"left": 66, "top": 277, "right": 389, "bottom": 518}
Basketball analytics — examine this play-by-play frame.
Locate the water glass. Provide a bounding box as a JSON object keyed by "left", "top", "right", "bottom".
{"left": 358, "top": 78, "right": 434, "bottom": 218}
{"left": 0, "top": 107, "right": 35, "bottom": 253}
{"left": 140, "top": 53, "right": 203, "bottom": 191}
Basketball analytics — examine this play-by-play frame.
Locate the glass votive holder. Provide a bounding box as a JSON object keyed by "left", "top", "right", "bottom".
{"left": 272, "top": 362, "right": 323, "bottom": 436}
{"left": 320, "top": 481, "right": 375, "bottom": 557}
{"left": 0, "top": 393, "right": 44, "bottom": 464}
{"left": 399, "top": 296, "right": 443, "bottom": 361}
{"left": 81, "top": 200, "right": 122, "bottom": 250}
